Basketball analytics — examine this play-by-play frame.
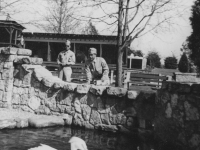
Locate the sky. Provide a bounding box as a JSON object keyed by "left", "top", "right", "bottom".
{"left": 0, "top": 0, "right": 195, "bottom": 64}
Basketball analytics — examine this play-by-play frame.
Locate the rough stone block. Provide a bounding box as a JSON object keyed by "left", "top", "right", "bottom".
{"left": 94, "top": 124, "right": 118, "bottom": 132}
{"left": 89, "top": 85, "right": 107, "bottom": 95}
{"left": 13, "top": 56, "right": 30, "bottom": 64}
{"left": 35, "top": 105, "right": 51, "bottom": 115}
{"left": 12, "top": 94, "right": 20, "bottom": 104}
{"left": 1, "top": 47, "right": 18, "bottom": 55}
{"left": 89, "top": 109, "right": 101, "bottom": 125}
{"left": 2, "top": 68, "right": 14, "bottom": 79}
{"left": 3, "top": 62, "right": 13, "bottom": 69}
{"left": 184, "top": 101, "right": 199, "bottom": 121}
{"left": 62, "top": 114, "right": 72, "bottom": 126}
{"left": 21, "top": 94, "right": 28, "bottom": 105}
{"left": 63, "top": 82, "right": 77, "bottom": 91}
{"left": 31, "top": 65, "right": 52, "bottom": 81}
{"left": 0, "top": 65, "right": 3, "bottom": 73}
{"left": 0, "top": 90, "right": 3, "bottom": 101}
{"left": 28, "top": 116, "right": 65, "bottom": 128}
{"left": 14, "top": 78, "right": 22, "bottom": 87}
{"left": 0, "top": 80, "right": 4, "bottom": 90}
{"left": 3, "top": 91, "right": 12, "bottom": 104}
{"left": 100, "top": 113, "right": 110, "bottom": 125}
{"left": 107, "top": 87, "right": 127, "bottom": 97}
{"left": 17, "top": 48, "right": 32, "bottom": 56}
{"left": 28, "top": 96, "right": 41, "bottom": 110}
{"left": 77, "top": 84, "right": 90, "bottom": 94}
{"left": 41, "top": 77, "right": 58, "bottom": 87}
{"left": 0, "top": 55, "right": 17, "bottom": 62}
{"left": 127, "top": 90, "right": 140, "bottom": 99}
{"left": 174, "top": 72, "right": 198, "bottom": 83}
{"left": 4, "top": 79, "right": 13, "bottom": 92}
{"left": 109, "top": 113, "right": 126, "bottom": 125}
{"left": 29, "top": 57, "right": 43, "bottom": 65}
{"left": 53, "top": 80, "right": 65, "bottom": 89}
{"left": 15, "top": 118, "right": 29, "bottom": 128}
{"left": 0, "top": 119, "right": 16, "bottom": 129}
{"left": 81, "top": 104, "right": 91, "bottom": 121}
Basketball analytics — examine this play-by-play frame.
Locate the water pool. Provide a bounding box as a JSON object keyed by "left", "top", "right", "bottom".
{"left": 0, "top": 127, "right": 148, "bottom": 150}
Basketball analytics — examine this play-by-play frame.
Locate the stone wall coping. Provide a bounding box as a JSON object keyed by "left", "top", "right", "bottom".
{"left": 0, "top": 47, "right": 32, "bottom": 56}
{"left": 174, "top": 72, "right": 198, "bottom": 76}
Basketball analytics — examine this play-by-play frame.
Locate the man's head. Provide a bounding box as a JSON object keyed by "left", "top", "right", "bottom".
{"left": 88, "top": 48, "right": 97, "bottom": 61}
{"left": 65, "top": 40, "right": 71, "bottom": 51}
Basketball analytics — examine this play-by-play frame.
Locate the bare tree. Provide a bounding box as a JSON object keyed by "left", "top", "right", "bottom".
{"left": 77, "top": 0, "right": 187, "bottom": 87}
{"left": 32, "top": 0, "right": 82, "bottom": 34}
{"left": 0, "top": 0, "right": 27, "bottom": 17}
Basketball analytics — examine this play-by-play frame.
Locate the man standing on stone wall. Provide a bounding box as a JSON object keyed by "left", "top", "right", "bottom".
{"left": 57, "top": 40, "right": 75, "bottom": 81}
{"left": 85, "top": 48, "right": 110, "bottom": 85}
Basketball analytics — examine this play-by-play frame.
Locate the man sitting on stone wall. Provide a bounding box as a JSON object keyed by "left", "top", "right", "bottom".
{"left": 85, "top": 48, "right": 110, "bottom": 85}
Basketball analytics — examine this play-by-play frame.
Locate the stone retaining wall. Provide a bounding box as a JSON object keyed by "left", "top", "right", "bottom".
{"left": 1, "top": 47, "right": 200, "bottom": 149}
{"left": 155, "top": 81, "right": 200, "bottom": 149}
{"left": 0, "top": 47, "right": 156, "bottom": 133}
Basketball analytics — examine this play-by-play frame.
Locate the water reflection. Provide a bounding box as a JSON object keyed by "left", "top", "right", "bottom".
{"left": 0, "top": 127, "right": 154, "bottom": 150}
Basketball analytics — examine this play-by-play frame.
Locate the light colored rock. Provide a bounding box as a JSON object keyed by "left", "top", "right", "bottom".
{"left": 74, "top": 99, "right": 81, "bottom": 113}
{"left": 165, "top": 103, "right": 172, "bottom": 118}
{"left": 17, "top": 48, "right": 32, "bottom": 56}
{"left": 1, "top": 47, "right": 18, "bottom": 55}
{"left": 3, "top": 91, "right": 12, "bottom": 104}
{"left": 0, "top": 80, "right": 4, "bottom": 90}
{"left": 32, "top": 65, "right": 53, "bottom": 81}
{"left": 95, "top": 124, "right": 118, "bottom": 132}
{"left": 12, "top": 94, "right": 20, "bottom": 104}
{"left": 13, "top": 56, "right": 30, "bottom": 64}
{"left": 127, "top": 90, "right": 140, "bottom": 99}
{"left": 28, "top": 96, "right": 41, "bottom": 110}
{"left": 107, "top": 87, "right": 127, "bottom": 97}
{"left": 81, "top": 104, "right": 91, "bottom": 121}
{"left": 41, "top": 76, "right": 61, "bottom": 87}
{"left": 77, "top": 84, "right": 90, "bottom": 94}
{"left": 100, "top": 113, "right": 110, "bottom": 125}
{"left": 174, "top": 72, "right": 198, "bottom": 83}
{"left": 3, "top": 62, "right": 13, "bottom": 69}
{"left": 28, "top": 116, "right": 65, "bottom": 128}
{"left": 0, "top": 90, "right": 3, "bottom": 101}
{"left": 15, "top": 118, "right": 29, "bottom": 128}
{"left": 63, "top": 82, "right": 77, "bottom": 91}
{"left": 4, "top": 79, "right": 13, "bottom": 92}
{"left": 0, "top": 119, "right": 16, "bottom": 129}
{"left": 89, "top": 85, "right": 107, "bottom": 95}
{"left": 54, "top": 80, "right": 65, "bottom": 89}
{"left": 62, "top": 114, "right": 73, "bottom": 126}
{"left": 2, "top": 68, "right": 14, "bottom": 79}
{"left": 89, "top": 109, "right": 101, "bottom": 125}
{"left": 29, "top": 57, "right": 43, "bottom": 65}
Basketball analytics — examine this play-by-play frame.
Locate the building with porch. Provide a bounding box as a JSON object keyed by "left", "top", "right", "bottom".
{"left": 23, "top": 32, "right": 127, "bottom": 68}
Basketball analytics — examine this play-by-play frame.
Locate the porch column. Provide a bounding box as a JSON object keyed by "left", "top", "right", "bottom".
{"left": 47, "top": 42, "right": 51, "bottom": 61}
{"left": 100, "top": 44, "right": 102, "bottom": 57}
{"left": 74, "top": 43, "right": 76, "bottom": 53}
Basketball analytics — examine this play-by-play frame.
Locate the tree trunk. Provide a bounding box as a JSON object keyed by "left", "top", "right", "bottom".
{"left": 116, "top": 0, "right": 123, "bottom": 87}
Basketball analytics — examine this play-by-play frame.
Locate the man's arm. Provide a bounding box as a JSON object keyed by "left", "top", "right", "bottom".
{"left": 57, "top": 53, "right": 62, "bottom": 65}
{"left": 101, "top": 58, "right": 109, "bottom": 81}
{"left": 85, "top": 63, "right": 92, "bottom": 83}
{"left": 69, "top": 52, "right": 76, "bottom": 65}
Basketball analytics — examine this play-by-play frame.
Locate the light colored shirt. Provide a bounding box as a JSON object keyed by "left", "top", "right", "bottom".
{"left": 57, "top": 50, "right": 75, "bottom": 66}
{"left": 85, "top": 57, "right": 109, "bottom": 82}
